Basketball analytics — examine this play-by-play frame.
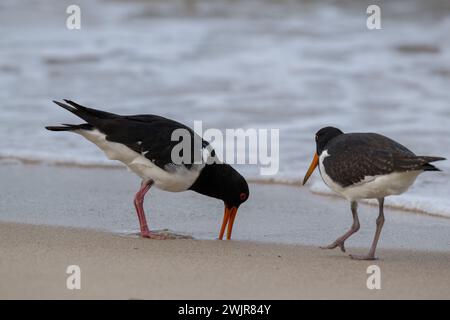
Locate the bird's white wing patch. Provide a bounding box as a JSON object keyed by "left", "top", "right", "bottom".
{"left": 76, "top": 129, "right": 202, "bottom": 192}
{"left": 78, "top": 129, "right": 137, "bottom": 163}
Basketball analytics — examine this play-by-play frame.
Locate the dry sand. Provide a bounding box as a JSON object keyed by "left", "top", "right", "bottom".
{"left": 0, "top": 222, "right": 449, "bottom": 299}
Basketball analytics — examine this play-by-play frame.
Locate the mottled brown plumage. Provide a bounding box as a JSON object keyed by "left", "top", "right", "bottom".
{"left": 323, "top": 133, "right": 444, "bottom": 187}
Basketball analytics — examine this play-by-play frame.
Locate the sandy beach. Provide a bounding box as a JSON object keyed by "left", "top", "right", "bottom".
{"left": 0, "top": 222, "right": 449, "bottom": 299}
{"left": 1, "top": 0, "right": 450, "bottom": 302}
{"left": 0, "top": 163, "right": 449, "bottom": 299}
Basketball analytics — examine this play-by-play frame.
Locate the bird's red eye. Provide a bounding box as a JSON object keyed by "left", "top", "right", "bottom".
{"left": 240, "top": 193, "right": 247, "bottom": 201}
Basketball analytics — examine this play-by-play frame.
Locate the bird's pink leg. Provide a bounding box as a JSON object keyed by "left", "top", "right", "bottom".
{"left": 350, "top": 198, "right": 385, "bottom": 260}
{"left": 134, "top": 180, "right": 166, "bottom": 240}
{"left": 321, "top": 201, "right": 360, "bottom": 253}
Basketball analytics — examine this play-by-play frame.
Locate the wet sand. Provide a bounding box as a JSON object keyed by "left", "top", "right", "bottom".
{"left": 0, "top": 163, "right": 449, "bottom": 250}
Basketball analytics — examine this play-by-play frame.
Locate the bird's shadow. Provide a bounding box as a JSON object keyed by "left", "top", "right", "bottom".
{"left": 124, "top": 229, "right": 195, "bottom": 240}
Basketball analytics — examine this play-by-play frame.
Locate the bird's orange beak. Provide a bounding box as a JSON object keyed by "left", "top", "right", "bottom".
{"left": 219, "top": 206, "right": 238, "bottom": 240}
{"left": 303, "top": 153, "right": 319, "bottom": 185}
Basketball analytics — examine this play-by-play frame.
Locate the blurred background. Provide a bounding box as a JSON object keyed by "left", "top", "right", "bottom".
{"left": 1, "top": 0, "right": 450, "bottom": 216}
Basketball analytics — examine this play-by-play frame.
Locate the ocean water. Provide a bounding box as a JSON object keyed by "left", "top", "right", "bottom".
{"left": 1, "top": 0, "right": 450, "bottom": 217}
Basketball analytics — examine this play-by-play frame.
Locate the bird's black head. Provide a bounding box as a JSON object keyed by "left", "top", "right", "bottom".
{"left": 315, "top": 126, "right": 344, "bottom": 155}
{"left": 303, "top": 126, "right": 343, "bottom": 186}
{"left": 189, "top": 163, "right": 249, "bottom": 240}
{"left": 222, "top": 165, "right": 250, "bottom": 209}
{"left": 190, "top": 163, "right": 249, "bottom": 208}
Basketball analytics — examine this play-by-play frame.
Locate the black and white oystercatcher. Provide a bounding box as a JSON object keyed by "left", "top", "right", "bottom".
{"left": 46, "top": 100, "right": 249, "bottom": 240}
{"left": 303, "top": 127, "right": 445, "bottom": 260}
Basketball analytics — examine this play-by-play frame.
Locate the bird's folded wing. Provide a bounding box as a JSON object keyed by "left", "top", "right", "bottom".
{"left": 98, "top": 116, "right": 213, "bottom": 171}
{"left": 323, "top": 149, "right": 395, "bottom": 187}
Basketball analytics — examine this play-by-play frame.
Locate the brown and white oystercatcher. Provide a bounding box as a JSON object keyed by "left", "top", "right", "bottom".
{"left": 46, "top": 100, "right": 249, "bottom": 240}
{"left": 303, "top": 126, "right": 445, "bottom": 260}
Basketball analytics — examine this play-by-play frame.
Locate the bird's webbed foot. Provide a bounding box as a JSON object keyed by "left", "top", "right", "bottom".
{"left": 320, "top": 240, "right": 346, "bottom": 253}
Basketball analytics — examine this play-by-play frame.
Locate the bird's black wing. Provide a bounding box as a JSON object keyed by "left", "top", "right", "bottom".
{"left": 49, "top": 100, "right": 214, "bottom": 170}
{"left": 323, "top": 133, "right": 444, "bottom": 187}
{"left": 102, "top": 115, "right": 213, "bottom": 170}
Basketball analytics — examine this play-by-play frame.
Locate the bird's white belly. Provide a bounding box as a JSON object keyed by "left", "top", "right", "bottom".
{"left": 319, "top": 150, "right": 421, "bottom": 201}
{"left": 78, "top": 129, "right": 201, "bottom": 192}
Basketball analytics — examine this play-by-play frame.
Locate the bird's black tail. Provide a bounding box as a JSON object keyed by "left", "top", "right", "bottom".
{"left": 46, "top": 100, "right": 118, "bottom": 132}
{"left": 418, "top": 156, "right": 446, "bottom": 171}
{"left": 53, "top": 100, "right": 117, "bottom": 122}
{"left": 45, "top": 123, "right": 93, "bottom": 132}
